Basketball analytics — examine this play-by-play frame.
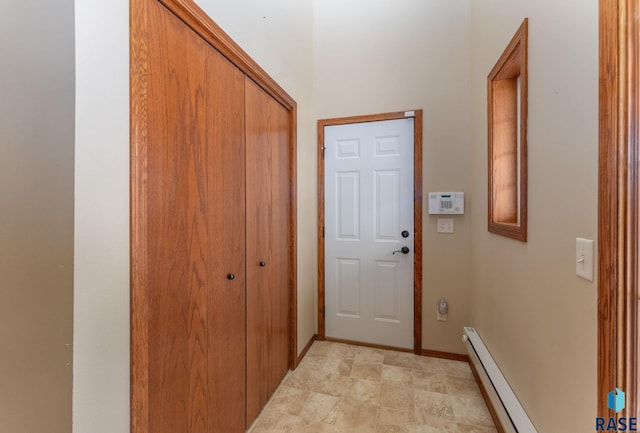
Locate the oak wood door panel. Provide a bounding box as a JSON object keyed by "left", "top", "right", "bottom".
{"left": 145, "top": 1, "right": 246, "bottom": 432}
{"left": 245, "top": 77, "right": 292, "bottom": 426}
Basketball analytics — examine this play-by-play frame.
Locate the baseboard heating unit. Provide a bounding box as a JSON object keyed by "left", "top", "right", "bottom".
{"left": 463, "top": 327, "right": 537, "bottom": 433}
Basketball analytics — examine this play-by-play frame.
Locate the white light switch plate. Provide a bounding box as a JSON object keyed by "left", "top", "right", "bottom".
{"left": 576, "top": 237, "right": 594, "bottom": 281}
{"left": 437, "top": 218, "right": 454, "bottom": 233}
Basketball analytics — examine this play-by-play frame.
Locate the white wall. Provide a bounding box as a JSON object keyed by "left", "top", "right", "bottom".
{"left": 314, "top": 0, "right": 472, "bottom": 353}
{"left": 469, "top": 1, "right": 598, "bottom": 431}
{"left": 74, "top": 0, "right": 130, "bottom": 432}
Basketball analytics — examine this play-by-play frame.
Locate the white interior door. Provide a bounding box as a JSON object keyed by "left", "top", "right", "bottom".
{"left": 324, "top": 117, "right": 414, "bottom": 349}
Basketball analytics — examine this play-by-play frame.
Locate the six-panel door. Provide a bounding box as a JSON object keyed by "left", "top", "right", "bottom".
{"left": 324, "top": 118, "right": 415, "bottom": 349}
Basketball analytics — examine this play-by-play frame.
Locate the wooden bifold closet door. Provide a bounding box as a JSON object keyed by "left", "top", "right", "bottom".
{"left": 131, "top": 0, "right": 296, "bottom": 432}
{"left": 141, "top": 1, "right": 247, "bottom": 432}
{"left": 245, "top": 78, "right": 292, "bottom": 426}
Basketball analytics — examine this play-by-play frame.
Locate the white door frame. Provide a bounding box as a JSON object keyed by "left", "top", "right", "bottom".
{"left": 317, "top": 110, "right": 423, "bottom": 353}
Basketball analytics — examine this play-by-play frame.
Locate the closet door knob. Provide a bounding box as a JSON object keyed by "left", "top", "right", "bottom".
{"left": 259, "top": 261, "right": 266, "bottom": 267}
{"left": 227, "top": 273, "right": 235, "bottom": 280}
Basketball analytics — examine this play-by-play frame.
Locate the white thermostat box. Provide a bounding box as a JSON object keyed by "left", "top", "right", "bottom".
{"left": 428, "top": 192, "right": 464, "bottom": 214}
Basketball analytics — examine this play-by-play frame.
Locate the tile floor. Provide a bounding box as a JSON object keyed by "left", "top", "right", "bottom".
{"left": 248, "top": 340, "right": 498, "bottom": 433}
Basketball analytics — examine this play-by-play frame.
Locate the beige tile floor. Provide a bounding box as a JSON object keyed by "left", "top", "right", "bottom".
{"left": 248, "top": 340, "right": 498, "bottom": 433}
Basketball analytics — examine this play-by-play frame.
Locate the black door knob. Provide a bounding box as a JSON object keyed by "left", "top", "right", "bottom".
{"left": 401, "top": 230, "right": 410, "bottom": 238}
{"left": 227, "top": 273, "right": 235, "bottom": 280}
{"left": 392, "top": 246, "right": 410, "bottom": 255}
{"left": 259, "top": 261, "right": 266, "bottom": 267}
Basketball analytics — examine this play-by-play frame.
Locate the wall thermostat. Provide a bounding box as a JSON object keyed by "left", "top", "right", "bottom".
{"left": 428, "top": 192, "right": 464, "bottom": 214}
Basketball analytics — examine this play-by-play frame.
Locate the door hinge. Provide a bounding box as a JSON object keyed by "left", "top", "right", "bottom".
{"left": 322, "top": 226, "right": 325, "bottom": 237}
{"left": 321, "top": 146, "right": 326, "bottom": 158}
{"left": 322, "top": 306, "right": 325, "bottom": 318}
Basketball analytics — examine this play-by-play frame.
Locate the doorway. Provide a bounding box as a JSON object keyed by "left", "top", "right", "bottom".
{"left": 317, "top": 110, "right": 423, "bottom": 353}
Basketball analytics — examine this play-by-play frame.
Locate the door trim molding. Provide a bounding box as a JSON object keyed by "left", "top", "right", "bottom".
{"left": 598, "top": 0, "right": 639, "bottom": 417}
{"left": 317, "top": 110, "right": 423, "bottom": 353}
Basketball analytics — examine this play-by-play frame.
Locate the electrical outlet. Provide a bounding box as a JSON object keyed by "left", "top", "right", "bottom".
{"left": 437, "top": 310, "right": 448, "bottom": 321}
